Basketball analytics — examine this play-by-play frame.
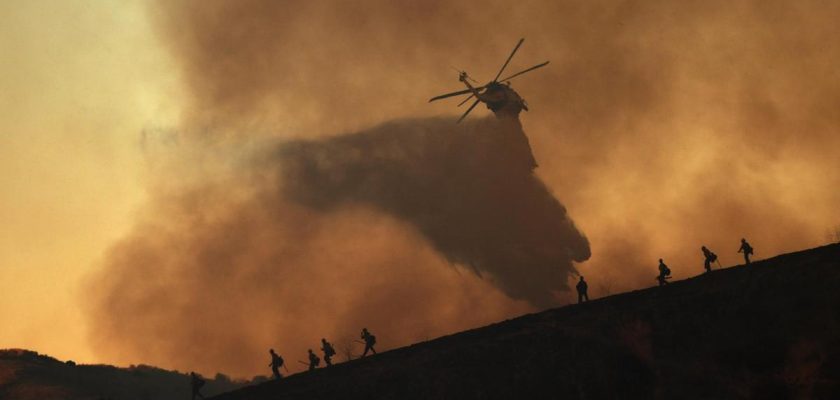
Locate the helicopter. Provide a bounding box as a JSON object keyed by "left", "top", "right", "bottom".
{"left": 429, "top": 38, "right": 549, "bottom": 123}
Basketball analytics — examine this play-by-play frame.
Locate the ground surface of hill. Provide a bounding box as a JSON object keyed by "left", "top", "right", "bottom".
{"left": 212, "top": 244, "right": 840, "bottom": 399}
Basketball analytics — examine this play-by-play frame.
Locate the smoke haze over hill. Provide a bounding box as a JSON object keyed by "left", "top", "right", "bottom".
{"left": 86, "top": 116, "right": 584, "bottom": 378}
{"left": 84, "top": 0, "right": 840, "bottom": 378}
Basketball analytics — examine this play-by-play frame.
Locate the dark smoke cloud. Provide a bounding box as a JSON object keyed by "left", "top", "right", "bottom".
{"left": 86, "top": 0, "right": 840, "bottom": 378}
{"left": 277, "top": 117, "right": 589, "bottom": 306}
{"left": 86, "top": 116, "right": 586, "bottom": 377}
{"left": 88, "top": 118, "right": 575, "bottom": 378}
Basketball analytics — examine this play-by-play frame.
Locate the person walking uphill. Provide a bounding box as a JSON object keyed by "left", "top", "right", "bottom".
{"left": 190, "top": 372, "right": 205, "bottom": 400}
{"left": 321, "top": 338, "right": 336, "bottom": 366}
{"left": 309, "top": 349, "right": 321, "bottom": 371}
{"left": 268, "top": 349, "right": 285, "bottom": 379}
{"left": 657, "top": 259, "right": 671, "bottom": 286}
{"left": 701, "top": 246, "right": 718, "bottom": 273}
{"left": 361, "top": 328, "right": 377, "bottom": 357}
{"left": 576, "top": 276, "right": 589, "bottom": 303}
{"left": 738, "top": 238, "right": 754, "bottom": 265}
{"left": 307, "top": 349, "right": 321, "bottom": 371}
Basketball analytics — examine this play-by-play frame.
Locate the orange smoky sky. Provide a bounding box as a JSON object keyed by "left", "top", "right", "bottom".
{"left": 85, "top": 0, "right": 840, "bottom": 378}
{"left": 0, "top": 0, "right": 179, "bottom": 365}
{"left": 3, "top": 0, "right": 839, "bottom": 380}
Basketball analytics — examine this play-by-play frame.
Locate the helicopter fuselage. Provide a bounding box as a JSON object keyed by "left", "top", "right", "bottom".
{"left": 462, "top": 80, "right": 528, "bottom": 120}
{"left": 478, "top": 83, "right": 528, "bottom": 119}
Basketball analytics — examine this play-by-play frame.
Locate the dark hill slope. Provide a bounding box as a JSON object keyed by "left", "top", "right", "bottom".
{"left": 214, "top": 244, "right": 840, "bottom": 399}
{"left": 0, "top": 349, "right": 255, "bottom": 400}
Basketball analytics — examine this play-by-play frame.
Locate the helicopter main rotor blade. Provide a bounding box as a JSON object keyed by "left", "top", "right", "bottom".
{"left": 429, "top": 88, "right": 473, "bottom": 102}
{"left": 457, "top": 98, "right": 481, "bottom": 123}
{"left": 494, "top": 38, "right": 525, "bottom": 82}
{"left": 498, "top": 61, "right": 550, "bottom": 82}
{"left": 457, "top": 93, "right": 475, "bottom": 107}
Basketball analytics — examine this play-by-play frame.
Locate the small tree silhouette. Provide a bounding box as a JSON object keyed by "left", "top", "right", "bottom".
{"left": 339, "top": 337, "right": 357, "bottom": 362}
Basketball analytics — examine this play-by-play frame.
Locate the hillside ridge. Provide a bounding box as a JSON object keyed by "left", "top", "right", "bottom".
{"left": 0, "top": 348, "right": 256, "bottom": 400}
{"left": 2, "top": 244, "right": 837, "bottom": 399}
{"left": 212, "top": 243, "right": 840, "bottom": 399}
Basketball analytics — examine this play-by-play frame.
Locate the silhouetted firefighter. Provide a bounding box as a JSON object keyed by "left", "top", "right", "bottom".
{"left": 360, "top": 328, "right": 377, "bottom": 357}
{"left": 268, "top": 349, "right": 285, "bottom": 379}
{"left": 657, "top": 258, "right": 671, "bottom": 286}
{"left": 190, "top": 372, "right": 205, "bottom": 400}
{"left": 307, "top": 349, "right": 320, "bottom": 371}
{"left": 701, "top": 246, "right": 718, "bottom": 273}
{"left": 321, "top": 338, "right": 336, "bottom": 366}
{"left": 576, "top": 276, "right": 589, "bottom": 303}
{"left": 738, "top": 238, "right": 754, "bottom": 265}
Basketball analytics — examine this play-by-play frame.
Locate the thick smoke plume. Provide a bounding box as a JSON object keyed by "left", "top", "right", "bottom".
{"left": 86, "top": 116, "right": 583, "bottom": 378}
{"left": 86, "top": 0, "right": 840, "bottom": 378}
{"left": 278, "top": 117, "right": 590, "bottom": 306}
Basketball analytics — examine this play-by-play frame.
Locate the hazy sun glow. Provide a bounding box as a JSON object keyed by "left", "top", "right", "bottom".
{"left": 0, "top": 0, "right": 181, "bottom": 363}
